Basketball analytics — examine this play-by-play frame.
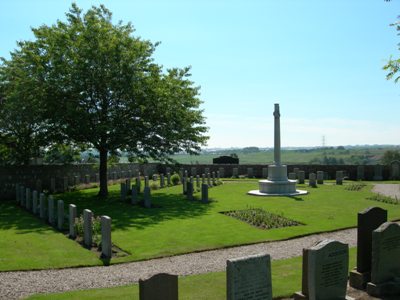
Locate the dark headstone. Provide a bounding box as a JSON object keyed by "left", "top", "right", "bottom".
{"left": 350, "top": 207, "right": 387, "bottom": 289}
{"left": 201, "top": 184, "right": 208, "bottom": 203}
{"left": 186, "top": 182, "right": 193, "bottom": 201}
{"left": 143, "top": 187, "right": 151, "bottom": 208}
{"left": 139, "top": 273, "right": 178, "bottom": 300}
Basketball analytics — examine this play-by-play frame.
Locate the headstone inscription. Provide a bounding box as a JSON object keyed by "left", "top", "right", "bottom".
{"left": 226, "top": 253, "right": 272, "bottom": 300}
{"left": 139, "top": 273, "right": 178, "bottom": 300}
{"left": 349, "top": 207, "right": 387, "bottom": 289}
{"left": 366, "top": 222, "right": 400, "bottom": 297}
{"left": 307, "top": 240, "right": 349, "bottom": 300}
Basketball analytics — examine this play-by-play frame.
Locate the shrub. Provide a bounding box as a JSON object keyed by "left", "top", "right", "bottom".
{"left": 367, "top": 194, "right": 400, "bottom": 205}
{"left": 171, "top": 174, "right": 180, "bottom": 185}
{"left": 345, "top": 183, "right": 366, "bottom": 191}
{"left": 74, "top": 214, "right": 102, "bottom": 246}
{"left": 150, "top": 182, "right": 159, "bottom": 190}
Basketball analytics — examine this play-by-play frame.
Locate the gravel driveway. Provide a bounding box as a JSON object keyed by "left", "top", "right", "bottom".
{"left": 372, "top": 183, "right": 400, "bottom": 199}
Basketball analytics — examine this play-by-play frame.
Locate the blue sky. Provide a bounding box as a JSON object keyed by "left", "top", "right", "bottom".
{"left": 1, "top": 0, "right": 399, "bottom": 148}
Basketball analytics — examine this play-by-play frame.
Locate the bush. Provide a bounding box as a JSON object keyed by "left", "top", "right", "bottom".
{"left": 171, "top": 174, "right": 180, "bottom": 185}
{"left": 150, "top": 182, "right": 159, "bottom": 190}
{"left": 74, "top": 214, "right": 102, "bottom": 247}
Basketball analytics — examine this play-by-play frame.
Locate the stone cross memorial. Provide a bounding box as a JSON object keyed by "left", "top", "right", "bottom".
{"left": 226, "top": 253, "right": 272, "bottom": 300}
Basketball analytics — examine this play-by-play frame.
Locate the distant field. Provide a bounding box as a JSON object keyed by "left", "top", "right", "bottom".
{"left": 165, "top": 146, "right": 398, "bottom": 165}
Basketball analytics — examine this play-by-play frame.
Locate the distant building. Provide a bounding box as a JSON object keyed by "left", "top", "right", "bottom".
{"left": 213, "top": 156, "right": 239, "bottom": 164}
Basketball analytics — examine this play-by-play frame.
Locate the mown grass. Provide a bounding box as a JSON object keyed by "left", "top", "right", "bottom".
{"left": 1, "top": 181, "right": 399, "bottom": 271}
{"left": 27, "top": 248, "right": 357, "bottom": 300}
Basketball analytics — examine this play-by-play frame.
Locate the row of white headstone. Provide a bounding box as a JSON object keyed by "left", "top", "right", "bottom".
{"left": 15, "top": 183, "right": 113, "bottom": 259}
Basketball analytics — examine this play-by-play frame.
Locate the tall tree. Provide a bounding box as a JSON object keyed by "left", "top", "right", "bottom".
{"left": 0, "top": 4, "right": 208, "bottom": 196}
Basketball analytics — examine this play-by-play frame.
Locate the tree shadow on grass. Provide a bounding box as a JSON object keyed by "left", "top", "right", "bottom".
{"left": 0, "top": 201, "right": 57, "bottom": 233}
{"left": 54, "top": 188, "right": 216, "bottom": 231}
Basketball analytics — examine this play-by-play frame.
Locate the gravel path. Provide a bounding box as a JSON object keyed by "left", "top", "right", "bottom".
{"left": 0, "top": 228, "right": 357, "bottom": 300}
{"left": 372, "top": 183, "right": 400, "bottom": 199}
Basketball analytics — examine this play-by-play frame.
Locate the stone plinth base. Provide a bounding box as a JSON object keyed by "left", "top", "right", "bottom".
{"left": 248, "top": 188, "right": 308, "bottom": 197}
{"left": 259, "top": 179, "right": 302, "bottom": 194}
{"left": 349, "top": 268, "right": 370, "bottom": 290}
{"left": 367, "top": 280, "right": 400, "bottom": 297}
{"left": 268, "top": 164, "right": 288, "bottom": 181}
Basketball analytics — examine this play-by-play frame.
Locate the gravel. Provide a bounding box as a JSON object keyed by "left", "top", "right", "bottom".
{"left": 0, "top": 228, "right": 357, "bottom": 300}
{"left": 372, "top": 184, "right": 400, "bottom": 199}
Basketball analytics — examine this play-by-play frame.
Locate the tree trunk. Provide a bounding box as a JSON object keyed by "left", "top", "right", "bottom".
{"left": 98, "top": 147, "right": 108, "bottom": 197}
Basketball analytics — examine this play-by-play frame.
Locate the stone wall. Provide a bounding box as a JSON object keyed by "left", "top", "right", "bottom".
{"left": 0, "top": 163, "right": 392, "bottom": 200}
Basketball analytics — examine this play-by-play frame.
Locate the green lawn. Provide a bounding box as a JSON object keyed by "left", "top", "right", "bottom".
{"left": 1, "top": 180, "right": 399, "bottom": 271}
{"left": 27, "top": 248, "right": 357, "bottom": 299}
{"left": 0, "top": 201, "right": 100, "bottom": 271}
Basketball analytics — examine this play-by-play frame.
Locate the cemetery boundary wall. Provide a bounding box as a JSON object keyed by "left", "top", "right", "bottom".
{"left": 0, "top": 163, "right": 392, "bottom": 200}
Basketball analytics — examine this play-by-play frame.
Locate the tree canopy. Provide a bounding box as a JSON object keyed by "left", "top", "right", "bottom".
{"left": 0, "top": 4, "right": 208, "bottom": 196}
{"left": 384, "top": 18, "right": 400, "bottom": 82}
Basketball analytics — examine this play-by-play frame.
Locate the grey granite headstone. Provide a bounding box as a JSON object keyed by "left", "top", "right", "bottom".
{"left": 298, "top": 171, "right": 305, "bottom": 184}
{"left": 294, "top": 168, "right": 300, "bottom": 178}
{"left": 212, "top": 171, "right": 216, "bottom": 186}
{"left": 307, "top": 240, "right": 349, "bottom": 300}
{"left": 20, "top": 186, "right": 25, "bottom": 207}
{"left": 152, "top": 174, "right": 157, "bottom": 181}
{"left": 50, "top": 178, "right": 56, "bottom": 193}
{"left": 131, "top": 186, "right": 138, "bottom": 205}
{"left": 48, "top": 195, "right": 55, "bottom": 225}
{"left": 136, "top": 176, "right": 141, "bottom": 194}
{"left": 391, "top": 161, "right": 400, "bottom": 180}
{"left": 262, "top": 167, "right": 268, "bottom": 179}
{"left": 69, "top": 204, "right": 77, "bottom": 238}
{"left": 201, "top": 184, "right": 208, "bottom": 203}
{"left": 204, "top": 167, "right": 210, "bottom": 175}
{"left": 207, "top": 173, "right": 211, "bottom": 187}
{"left": 226, "top": 253, "right": 272, "bottom": 300}
{"left": 367, "top": 222, "right": 400, "bottom": 297}
{"left": 196, "top": 175, "right": 200, "bottom": 189}
{"left": 357, "top": 165, "right": 364, "bottom": 181}
{"left": 57, "top": 200, "right": 64, "bottom": 230}
{"left": 120, "top": 182, "right": 127, "bottom": 201}
{"left": 219, "top": 167, "right": 225, "bottom": 178}
{"left": 63, "top": 176, "right": 68, "bottom": 192}
{"left": 247, "top": 167, "right": 254, "bottom": 178}
{"left": 167, "top": 173, "right": 171, "bottom": 186}
{"left": 350, "top": 207, "right": 387, "bottom": 289}
{"left": 139, "top": 273, "right": 178, "bottom": 300}
{"left": 317, "top": 171, "right": 324, "bottom": 184}
{"left": 101, "top": 216, "right": 112, "bottom": 259}
{"left": 143, "top": 187, "right": 151, "bottom": 208}
{"left": 182, "top": 176, "right": 187, "bottom": 195}
{"left": 144, "top": 176, "right": 149, "bottom": 188}
{"left": 216, "top": 170, "right": 220, "bottom": 181}
{"left": 125, "top": 179, "right": 131, "bottom": 192}
{"left": 309, "top": 173, "right": 316, "bottom": 187}
{"left": 232, "top": 168, "right": 239, "bottom": 178}
{"left": 26, "top": 188, "right": 31, "bottom": 210}
{"left": 202, "top": 174, "right": 206, "bottom": 185}
{"left": 373, "top": 165, "right": 383, "bottom": 181}
{"left": 83, "top": 209, "right": 93, "bottom": 248}
{"left": 288, "top": 172, "right": 296, "bottom": 180}
{"left": 186, "top": 182, "right": 193, "bottom": 201}
{"left": 336, "top": 171, "right": 343, "bottom": 185}
{"left": 39, "top": 193, "right": 45, "bottom": 219}
{"left": 160, "top": 174, "right": 165, "bottom": 188}
{"left": 32, "top": 190, "right": 38, "bottom": 214}
{"left": 191, "top": 167, "right": 197, "bottom": 177}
